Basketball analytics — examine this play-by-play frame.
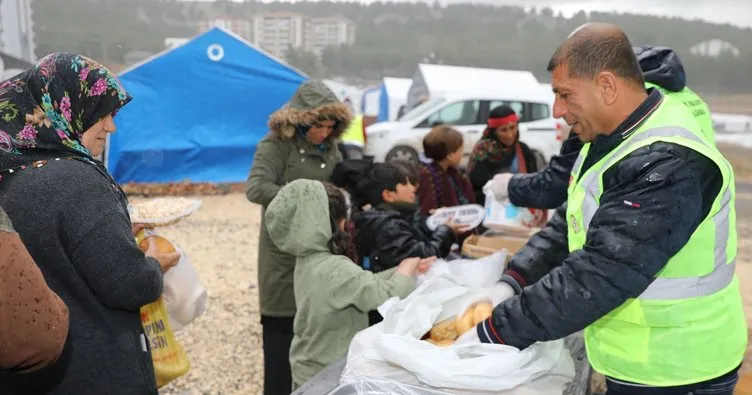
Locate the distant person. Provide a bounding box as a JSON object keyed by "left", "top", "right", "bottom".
{"left": 264, "top": 179, "right": 433, "bottom": 390}
{"left": 634, "top": 45, "right": 715, "bottom": 145}
{"left": 458, "top": 22, "right": 746, "bottom": 395}
{"left": 417, "top": 125, "right": 475, "bottom": 215}
{"left": 396, "top": 104, "right": 407, "bottom": 119}
{"left": 487, "top": 44, "right": 718, "bottom": 210}
{"left": 0, "top": 52, "right": 179, "bottom": 394}
{"left": 245, "top": 80, "right": 352, "bottom": 395}
{"left": 339, "top": 97, "right": 365, "bottom": 160}
{"left": 466, "top": 105, "right": 540, "bottom": 206}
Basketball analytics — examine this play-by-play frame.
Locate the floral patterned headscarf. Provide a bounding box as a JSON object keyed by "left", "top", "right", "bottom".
{"left": 0, "top": 52, "right": 131, "bottom": 169}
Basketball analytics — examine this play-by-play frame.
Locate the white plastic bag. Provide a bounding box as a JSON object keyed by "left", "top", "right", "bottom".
{"left": 482, "top": 182, "right": 543, "bottom": 235}
{"left": 162, "top": 248, "right": 208, "bottom": 331}
{"left": 341, "top": 251, "right": 575, "bottom": 394}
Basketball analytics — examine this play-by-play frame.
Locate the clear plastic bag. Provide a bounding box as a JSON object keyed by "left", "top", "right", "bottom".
{"left": 481, "top": 182, "right": 543, "bottom": 235}
{"left": 341, "top": 251, "right": 575, "bottom": 394}
{"left": 162, "top": 248, "right": 208, "bottom": 332}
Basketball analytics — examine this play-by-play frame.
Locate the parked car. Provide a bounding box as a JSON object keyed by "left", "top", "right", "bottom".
{"left": 364, "top": 90, "right": 563, "bottom": 167}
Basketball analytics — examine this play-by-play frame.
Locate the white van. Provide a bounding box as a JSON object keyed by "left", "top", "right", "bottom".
{"left": 364, "top": 89, "right": 563, "bottom": 166}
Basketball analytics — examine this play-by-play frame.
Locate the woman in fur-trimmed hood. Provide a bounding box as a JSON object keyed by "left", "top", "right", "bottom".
{"left": 244, "top": 79, "right": 351, "bottom": 395}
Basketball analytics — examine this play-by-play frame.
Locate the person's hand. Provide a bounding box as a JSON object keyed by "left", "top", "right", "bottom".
{"left": 445, "top": 221, "right": 471, "bottom": 236}
{"left": 454, "top": 325, "right": 481, "bottom": 346}
{"left": 396, "top": 256, "right": 436, "bottom": 277}
{"left": 132, "top": 223, "right": 147, "bottom": 237}
{"left": 429, "top": 206, "right": 446, "bottom": 215}
{"left": 487, "top": 282, "right": 516, "bottom": 306}
{"left": 490, "top": 173, "right": 514, "bottom": 201}
{"left": 144, "top": 238, "right": 181, "bottom": 273}
{"left": 416, "top": 257, "right": 436, "bottom": 274}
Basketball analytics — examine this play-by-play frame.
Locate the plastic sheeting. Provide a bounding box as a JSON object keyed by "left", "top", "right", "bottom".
{"left": 107, "top": 27, "right": 307, "bottom": 183}
{"left": 340, "top": 253, "right": 576, "bottom": 394}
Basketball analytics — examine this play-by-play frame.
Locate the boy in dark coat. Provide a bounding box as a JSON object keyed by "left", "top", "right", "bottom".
{"left": 351, "top": 162, "right": 464, "bottom": 324}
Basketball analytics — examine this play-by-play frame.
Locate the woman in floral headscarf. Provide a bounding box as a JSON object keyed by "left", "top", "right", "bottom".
{"left": 0, "top": 53, "right": 179, "bottom": 395}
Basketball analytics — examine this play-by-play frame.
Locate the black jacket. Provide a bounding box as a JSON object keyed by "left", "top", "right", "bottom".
{"left": 479, "top": 90, "right": 724, "bottom": 349}
{"left": 507, "top": 132, "right": 582, "bottom": 209}
{"left": 0, "top": 159, "right": 161, "bottom": 395}
{"left": 352, "top": 203, "right": 455, "bottom": 273}
{"left": 507, "top": 45, "right": 689, "bottom": 209}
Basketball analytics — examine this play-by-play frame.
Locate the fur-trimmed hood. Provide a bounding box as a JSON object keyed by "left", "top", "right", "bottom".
{"left": 269, "top": 80, "right": 353, "bottom": 140}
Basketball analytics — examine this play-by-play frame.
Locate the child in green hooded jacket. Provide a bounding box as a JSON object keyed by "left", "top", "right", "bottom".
{"left": 265, "top": 179, "right": 434, "bottom": 390}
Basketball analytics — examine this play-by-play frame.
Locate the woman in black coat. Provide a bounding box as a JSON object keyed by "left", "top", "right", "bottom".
{"left": 0, "top": 52, "right": 179, "bottom": 395}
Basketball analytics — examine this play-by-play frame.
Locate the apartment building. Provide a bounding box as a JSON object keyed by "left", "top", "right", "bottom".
{"left": 250, "top": 13, "right": 355, "bottom": 60}
{"left": 304, "top": 17, "right": 356, "bottom": 56}
{"left": 252, "top": 12, "right": 305, "bottom": 59}
{"left": 198, "top": 18, "right": 253, "bottom": 41}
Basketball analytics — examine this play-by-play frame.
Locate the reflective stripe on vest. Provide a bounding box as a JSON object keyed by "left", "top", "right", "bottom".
{"left": 576, "top": 126, "right": 734, "bottom": 300}
{"left": 569, "top": 96, "right": 746, "bottom": 386}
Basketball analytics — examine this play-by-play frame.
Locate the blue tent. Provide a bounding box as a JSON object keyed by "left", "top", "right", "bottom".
{"left": 107, "top": 27, "right": 307, "bottom": 183}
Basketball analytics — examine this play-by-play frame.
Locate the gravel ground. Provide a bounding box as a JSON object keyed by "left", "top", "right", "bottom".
{"left": 141, "top": 193, "right": 752, "bottom": 395}
{"left": 145, "top": 194, "right": 264, "bottom": 395}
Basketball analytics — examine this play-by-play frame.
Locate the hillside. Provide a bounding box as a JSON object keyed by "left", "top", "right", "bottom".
{"left": 30, "top": 0, "right": 752, "bottom": 95}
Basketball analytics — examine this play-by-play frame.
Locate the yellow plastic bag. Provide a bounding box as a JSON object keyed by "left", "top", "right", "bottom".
{"left": 140, "top": 298, "right": 190, "bottom": 388}
{"left": 136, "top": 229, "right": 190, "bottom": 388}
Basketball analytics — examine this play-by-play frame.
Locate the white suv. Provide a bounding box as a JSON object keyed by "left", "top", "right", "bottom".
{"left": 364, "top": 90, "right": 563, "bottom": 167}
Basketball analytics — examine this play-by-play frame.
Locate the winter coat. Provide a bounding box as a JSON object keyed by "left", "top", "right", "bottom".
{"left": 265, "top": 180, "right": 415, "bottom": 388}
{"left": 246, "top": 80, "right": 351, "bottom": 318}
{"left": 417, "top": 162, "right": 475, "bottom": 215}
{"left": 0, "top": 159, "right": 163, "bottom": 395}
{"left": 352, "top": 202, "right": 455, "bottom": 273}
{"left": 468, "top": 140, "right": 539, "bottom": 206}
{"left": 479, "top": 90, "right": 726, "bottom": 351}
{"left": 0, "top": 206, "right": 70, "bottom": 393}
{"left": 507, "top": 45, "right": 714, "bottom": 209}
{"left": 636, "top": 45, "right": 715, "bottom": 145}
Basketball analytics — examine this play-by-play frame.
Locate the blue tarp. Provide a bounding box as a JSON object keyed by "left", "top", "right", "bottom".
{"left": 377, "top": 83, "right": 390, "bottom": 122}
{"left": 107, "top": 27, "right": 307, "bottom": 183}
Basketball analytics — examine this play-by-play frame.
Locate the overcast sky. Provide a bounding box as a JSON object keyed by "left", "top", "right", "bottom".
{"left": 243, "top": 0, "right": 752, "bottom": 28}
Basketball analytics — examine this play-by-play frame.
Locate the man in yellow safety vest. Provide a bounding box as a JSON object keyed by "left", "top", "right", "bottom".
{"left": 457, "top": 22, "right": 747, "bottom": 394}
{"left": 486, "top": 44, "right": 717, "bottom": 211}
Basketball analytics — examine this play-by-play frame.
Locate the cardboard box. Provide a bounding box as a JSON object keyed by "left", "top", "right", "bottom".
{"left": 461, "top": 234, "right": 529, "bottom": 259}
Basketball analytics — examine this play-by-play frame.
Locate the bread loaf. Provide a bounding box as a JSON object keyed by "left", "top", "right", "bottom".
{"left": 138, "top": 235, "right": 176, "bottom": 254}
{"left": 429, "top": 319, "right": 458, "bottom": 342}
{"left": 473, "top": 301, "right": 493, "bottom": 325}
{"left": 455, "top": 306, "right": 476, "bottom": 335}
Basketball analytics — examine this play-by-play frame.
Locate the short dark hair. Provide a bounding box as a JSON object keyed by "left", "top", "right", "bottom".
{"left": 322, "top": 181, "right": 350, "bottom": 255}
{"left": 423, "top": 126, "right": 464, "bottom": 161}
{"left": 547, "top": 23, "right": 644, "bottom": 86}
{"left": 390, "top": 159, "right": 419, "bottom": 186}
{"left": 355, "top": 163, "right": 410, "bottom": 206}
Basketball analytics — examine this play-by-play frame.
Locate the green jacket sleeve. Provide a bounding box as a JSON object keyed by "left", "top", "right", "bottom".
{"left": 327, "top": 259, "right": 415, "bottom": 312}
{"left": 246, "top": 137, "right": 287, "bottom": 207}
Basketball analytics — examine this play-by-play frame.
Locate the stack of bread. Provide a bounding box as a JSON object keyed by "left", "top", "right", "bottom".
{"left": 423, "top": 301, "right": 493, "bottom": 347}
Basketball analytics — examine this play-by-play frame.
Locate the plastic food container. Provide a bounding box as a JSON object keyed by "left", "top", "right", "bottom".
{"left": 425, "top": 204, "right": 485, "bottom": 231}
